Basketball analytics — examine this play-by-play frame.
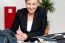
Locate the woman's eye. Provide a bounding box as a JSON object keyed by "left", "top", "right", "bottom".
{"left": 27, "top": 3, "right": 30, "bottom": 5}
{"left": 33, "top": 3, "right": 36, "bottom": 5}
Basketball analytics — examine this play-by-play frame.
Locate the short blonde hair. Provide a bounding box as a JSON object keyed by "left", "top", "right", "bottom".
{"left": 25, "top": 0, "right": 39, "bottom": 2}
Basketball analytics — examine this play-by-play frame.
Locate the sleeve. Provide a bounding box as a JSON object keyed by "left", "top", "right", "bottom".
{"left": 10, "top": 10, "right": 20, "bottom": 34}
{"left": 26, "top": 8, "right": 47, "bottom": 40}
{"left": 41, "top": 8, "right": 47, "bottom": 34}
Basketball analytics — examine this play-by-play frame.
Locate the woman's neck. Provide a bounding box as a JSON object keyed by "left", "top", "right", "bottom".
{"left": 28, "top": 13, "right": 34, "bottom": 16}
{"left": 27, "top": 13, "right": 34, "bottom": 21}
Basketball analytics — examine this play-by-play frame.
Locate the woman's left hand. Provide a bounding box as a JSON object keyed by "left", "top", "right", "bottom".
{"left": 22, "top": 33, "right": 27, "bottom": 40}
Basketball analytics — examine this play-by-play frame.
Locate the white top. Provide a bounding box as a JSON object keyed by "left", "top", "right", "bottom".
{"left": 27, "top": 20, "right": 33, "bottom": 32}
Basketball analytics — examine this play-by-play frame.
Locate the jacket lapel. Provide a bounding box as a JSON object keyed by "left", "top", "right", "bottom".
{"left": 23, "top": 9, "right": 38, "bottom": 32}
{"left": 31, "top": 12, "right": 38, "bottom": 32}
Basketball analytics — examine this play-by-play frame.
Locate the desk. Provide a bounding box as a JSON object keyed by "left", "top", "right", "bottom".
{"left": 17, "top": 39, "right": 57, "bottom": 43}
{"left": 46, "top": 33, "right": 65, "bottom": 43}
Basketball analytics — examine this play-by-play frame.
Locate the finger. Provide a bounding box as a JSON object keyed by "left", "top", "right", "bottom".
{"left": 16, "top": 34, "right": 25, "bottom": 41}
{"left": 22, "top": 33, "right": 27, "bottom": 40}
{"left": 16, "top": 30, "right": 23, "bottom": 35}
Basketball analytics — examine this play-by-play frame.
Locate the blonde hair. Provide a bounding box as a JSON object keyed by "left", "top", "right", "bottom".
{"left": 25, "top": 0, "right": 39, "bottom": 2}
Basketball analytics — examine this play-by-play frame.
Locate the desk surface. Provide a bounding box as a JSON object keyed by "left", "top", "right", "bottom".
{"left": 17, "top": 33, "right": 65, "bottom": 43}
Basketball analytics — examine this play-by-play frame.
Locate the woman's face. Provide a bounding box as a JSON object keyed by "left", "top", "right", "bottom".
{"left": 25, "top": 0, "right": 39, "bottom": 14}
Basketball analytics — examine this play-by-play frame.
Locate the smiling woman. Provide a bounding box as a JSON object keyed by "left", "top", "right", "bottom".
{"left": 25, "top": 0, "right": 39, "bottom": 14}
{"left": 10, "top": 0, "right": 47, "bottom": 42}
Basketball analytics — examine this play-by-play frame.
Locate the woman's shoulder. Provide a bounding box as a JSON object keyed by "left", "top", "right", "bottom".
{"left": 17, "top": 8, "right": 27, "bottom": 13}
{"left": 37, "top": 6, "right": 46, "bottom": 15}
{"left": 37, "top": 6, "right": 45, "bottom": 11}
{"left": 16, "top": 8, "right": 28, "bottom": 16}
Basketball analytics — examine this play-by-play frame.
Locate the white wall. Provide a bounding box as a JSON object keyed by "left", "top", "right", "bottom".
{"left": 48, "top": 0, "right": 65, "bottom": 34}
{"left": 0, "top": 0, "right": 65, "bottom": 34}
{"left": 0, "top": 0, "right": 25, "bottom": 30}
{"left": 0, "top": 0, "right": 4, "bottom": 30}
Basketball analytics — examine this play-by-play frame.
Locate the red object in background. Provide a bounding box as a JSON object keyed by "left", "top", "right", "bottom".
{"left": 4, "top": 6, "right": 16, "bottom": 30}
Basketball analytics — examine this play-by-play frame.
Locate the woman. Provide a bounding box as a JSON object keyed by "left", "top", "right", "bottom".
{"left": 10, "top": 0, "right": 47, "bottom": 42}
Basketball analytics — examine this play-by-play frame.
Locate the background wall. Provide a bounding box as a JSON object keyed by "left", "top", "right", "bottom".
{"left": 0, "top": 0, "right": 65, "bottom": 34}
{"left": 48, "top": 0, "right": 65, "bottom": 34}
{"left": 0, "top": 0, "right": 26, "bottom": 30}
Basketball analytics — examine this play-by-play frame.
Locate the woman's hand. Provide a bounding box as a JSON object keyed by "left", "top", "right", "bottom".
{"left": 16, "top": 30, "right": 27, "bottom": 41}
{"left": 16, "top": 34, "right": 25, "bottom": 41}
{"left": 22, "top": 33, "right": 27, "bottom": 40}
{"left": 16, "top": 29, "right": 23, "bottom": 35}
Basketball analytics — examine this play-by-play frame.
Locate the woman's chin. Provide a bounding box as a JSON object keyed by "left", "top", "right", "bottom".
{"left": 29, "top": 11, "right": 35, "bottom": 14}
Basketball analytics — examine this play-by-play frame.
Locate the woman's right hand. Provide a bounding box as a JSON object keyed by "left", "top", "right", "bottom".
{"left": 16, "top": 29, "right": 27, "bottom": 41}
{"left": 16, "top": 29, "right": 23, "bottom": 35}
{"left": 16, "top": 34, "right": 25, "bottom": 41}
{"left": 16, "top": 29, "right": 25, "bottom": 41}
